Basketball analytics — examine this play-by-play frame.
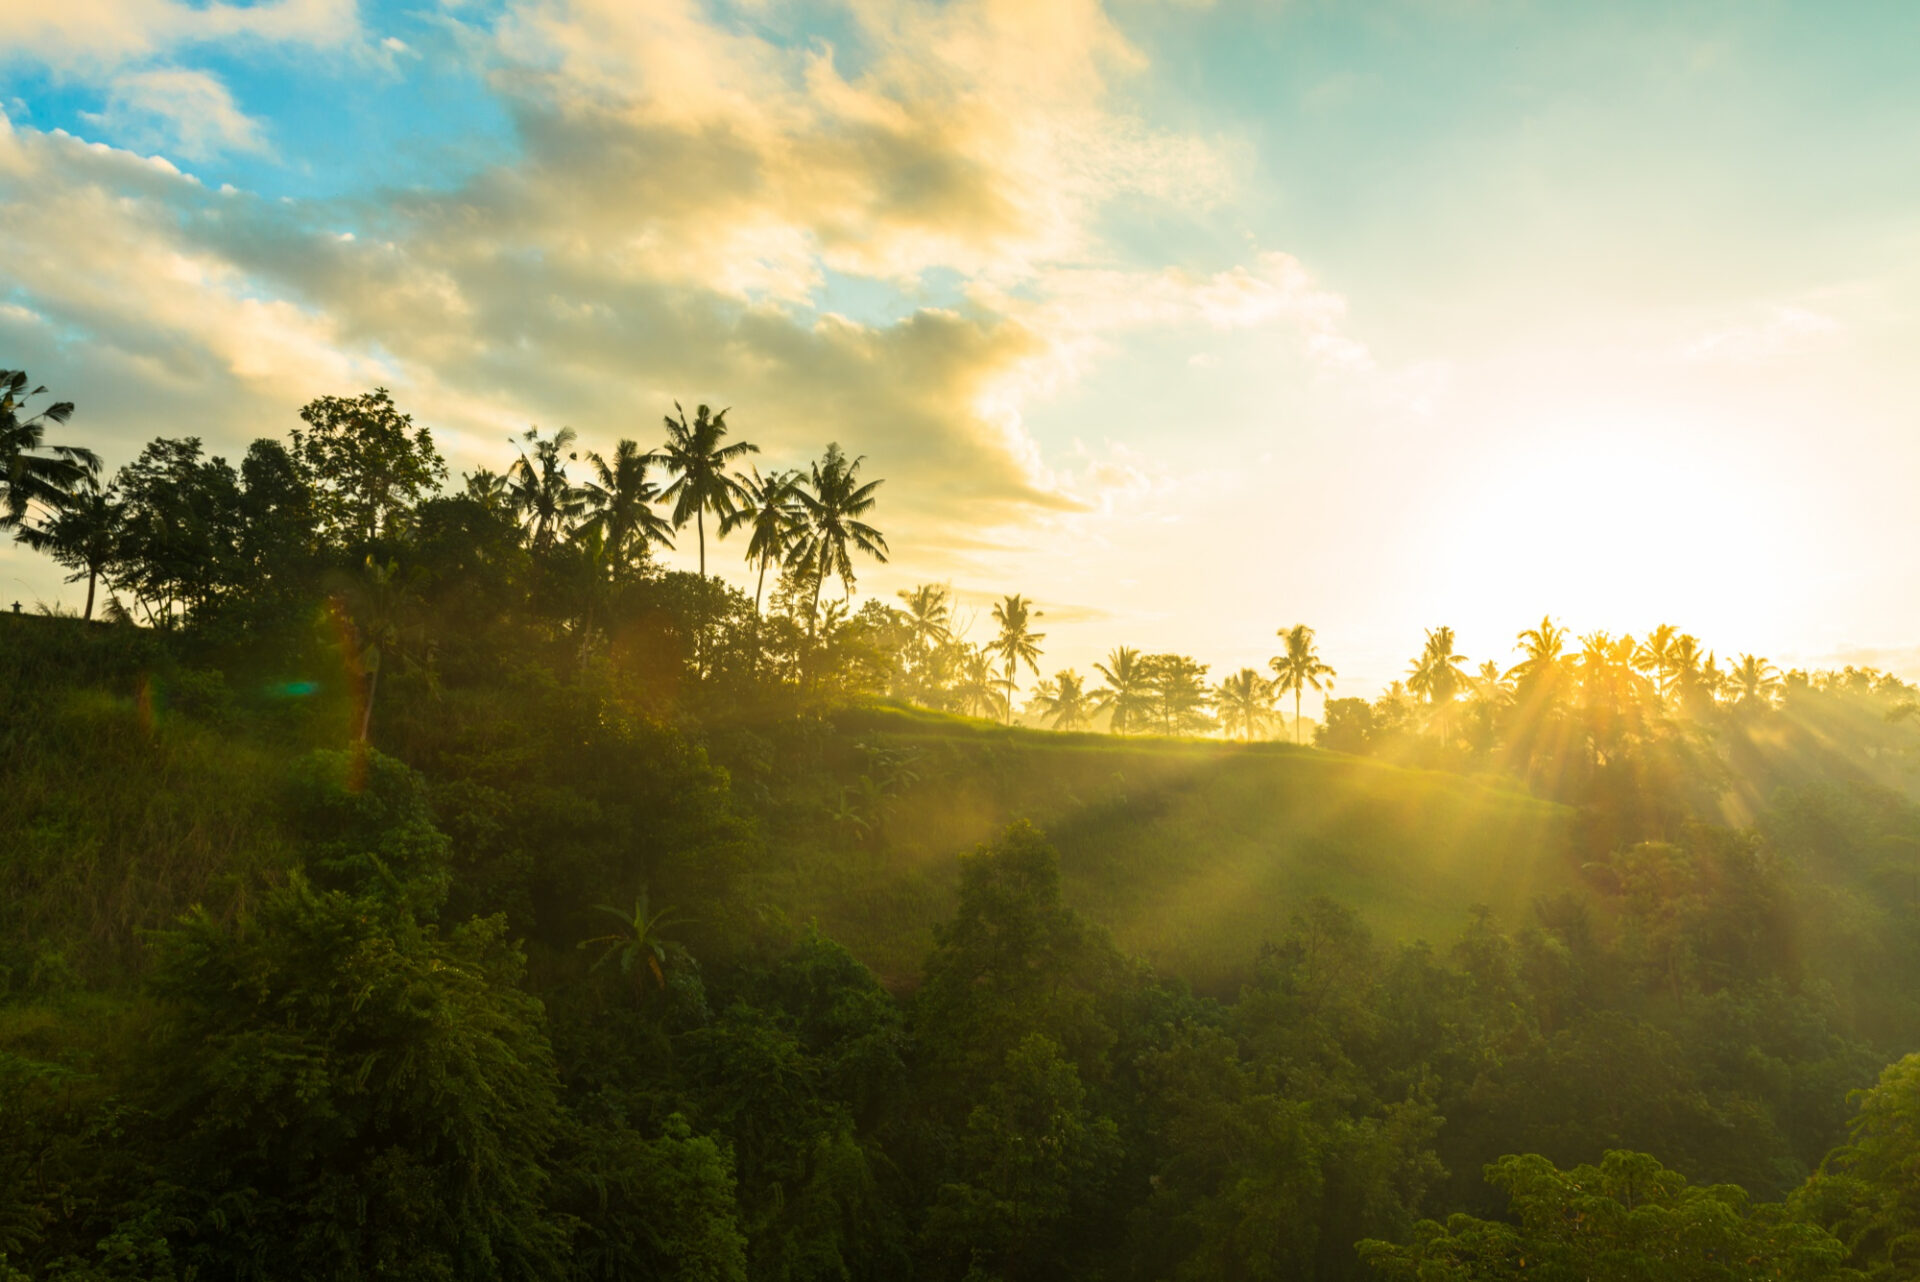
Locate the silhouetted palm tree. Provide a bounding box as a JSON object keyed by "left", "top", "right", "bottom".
{"left": 789, "top": 444, "right": 887, "bottom": 635}
{"left": 1408, "top": 625, "right": 1470, "bottom": 739}
{"left": 1635, "top": 623, "right": 1680, "bottom": 699}
{"left": 1029, "top": 670, "right": 1095, "bottom": 731}
{"left": 19, "top": 481, "right": 120, "bottom": 621}
{"left": 722, "top": 467, "right": 804, "bottom": 616}
{"left": 988, "top": 594, "right": 1045, "bottom": 724}
{"left": 1, "top": 370, "right": 98, "bottom": 530}
{"left": 1270, "top": 624, "right": 1336, "bottom": 744}
{"left": 579, "top": 439, "right": 675, "bottom": 578}
{"left": 508, "top": 426, "right": 586, "bottom": 551}
{"left": 659, "top": 402, "right": 757, "bottom": 579}
{"left": 897, "top": 584, "right": 954, "bottom": 656}
{"left": 953, "top": 645, "right": 1007, "bottom": 720}
{"left": 1093, "top": 646, "right": 1154, "bottom": 734}
{"left": 1214, "top": 667, "right": 1276, "bottom": 741}
{"left": 464, "top": 468, "right": 511, "bottom": 514}
{"left": 1728, "top": 653, "right": 1781, "bottom": 710}
{"left": 1506, "top": 616, "right": 1570, "bottom": 688}
{"left": 577, "top": 887, "right": 687, "bottom": 1000}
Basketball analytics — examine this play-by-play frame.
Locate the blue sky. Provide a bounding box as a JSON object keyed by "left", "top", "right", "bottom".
{"left": 6, "top": 0, "right": 1920, "bottom": 702}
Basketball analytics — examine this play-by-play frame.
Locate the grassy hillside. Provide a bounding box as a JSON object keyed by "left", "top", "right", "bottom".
{"left": 759, "top": 705, "right": 1577, "bottom": 989}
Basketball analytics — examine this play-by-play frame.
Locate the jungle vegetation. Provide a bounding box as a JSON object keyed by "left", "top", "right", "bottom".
{"left": 7, "top": 369, "right": 1920, "bottom": 1281}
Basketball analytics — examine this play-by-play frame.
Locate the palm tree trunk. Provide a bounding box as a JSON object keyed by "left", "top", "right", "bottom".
{"left": 697, "top": 507, "right": 706, "bottom": 579}
{"left": 1295, "top": 689, "right": 1303, "bottom": 744}
{"left": 359, "top": 668, "right": 379, "bottom": 743}
{"left": 82, "top": 569, "right": 96, "bottom": 623}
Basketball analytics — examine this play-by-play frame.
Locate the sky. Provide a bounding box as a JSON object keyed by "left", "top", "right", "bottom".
{"left": 6, "top": 0, "right": 1920, "bottom": 710}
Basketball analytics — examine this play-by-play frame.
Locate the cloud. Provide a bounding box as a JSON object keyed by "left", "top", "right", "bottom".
{"left": 6, "top": 0, "right": 359, "bottom": 73}
{"left": 81, "top": 68, "right": 271, "bottom": 160}
{"left": 1683, "top": 304, "right": 1842, "bottom": 363}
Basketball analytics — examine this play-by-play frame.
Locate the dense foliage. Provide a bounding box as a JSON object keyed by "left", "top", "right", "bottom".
{"left": 7, "top": 372, "right": 1920, "bottom": 1280}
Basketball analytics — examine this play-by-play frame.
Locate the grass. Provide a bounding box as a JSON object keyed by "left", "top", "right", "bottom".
{"left": 782, "top": 705, "right": 1577, "bottom": 990}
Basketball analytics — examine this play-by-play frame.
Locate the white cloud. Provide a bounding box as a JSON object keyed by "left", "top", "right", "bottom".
{"left": 81, "top": 68, "right": 271, "bottom": 160}
{"left": 5, "top": 0, "right": 359, "bottom": 73}
{"left": 1683, "top": 304, "right": 1842, "bottom": 363}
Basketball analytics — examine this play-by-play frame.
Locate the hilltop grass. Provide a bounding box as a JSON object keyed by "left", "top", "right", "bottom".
{"left": 777, "top": 705, "right": 1578, "bottom": 990}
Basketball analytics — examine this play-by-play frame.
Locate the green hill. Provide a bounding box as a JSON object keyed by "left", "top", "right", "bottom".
{"left": 769, "top": 706, "right": 1576, "bottom": 989}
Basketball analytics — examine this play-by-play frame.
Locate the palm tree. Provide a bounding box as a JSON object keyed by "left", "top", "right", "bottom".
{"left": 721, "top": 467, "right": 804, "bottom": 616}
{"left": 579, "top": 439, "right": 675, "bottom": 578}
{"left": 788, "top": 444, "right": 888, "bottom": 635}
{"left": 658, "top": 402, "right": 757, "bottom": 578}
{"left": 464, "top": 468, "right": 511, "bottom": 514}
{"left": 897, "top": 584, "right": 954, "bottom": 655}
{"left": 19, "top": 481, "right": 121, "bottom": 621}
{"left": 1407, "top": 625, "right": 1470, "bottom": 738}
{"left": 577, "top": 888, "right": 686, "bottom": 998}
{"left": 340, "top": 556, "right": 428, "bottom": 743}
{"left": 1029, "top": 669, "right": 1095, "bottom": 730}
{"left": 1270, "top": 624, "right": 1336, "bottom": 744}
{"left": 1506, "top": 616, "right": 1570, "bottom": 687}
{"left": 1728, "top": 653, "right": 1781, "bottom": 710}
{"left": 953, "top": 645, "right": 1008, "bottom": 720}
{"left": 1214, "top": 668, "right": 1277, "bottom": 741}
{"left": 988, "top": 594, "right": 1044, "bottom": 724}
{"left": 1635, "top": 623, "right": 1680, "bottom": 699}
{"left": 508, "top": 426, "right": 587, "bottom": 551}
{"left": 1092, "top": 646, "right": 1154, "bottom": 734}
{"left": 1, "top": 370, "right": 99, "bottom": 530}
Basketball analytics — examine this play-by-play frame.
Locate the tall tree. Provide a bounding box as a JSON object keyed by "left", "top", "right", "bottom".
{"left": 1407, "top": 625, "right": 1471, "bottom": 740}
{"left": 1143, "top": 653, "right": 1213, "bottom": 735}
{"left": 1029, "top": 670, "right": 1095, "bottom": 731}
{"left": 897, "top": 584, "right": 954, "bottom": 656}
{"left": 721, "top": 467, "right": 803, "bottom": 616}
{"left": 579, "top": 439, "right": 675, "bottom": 578}
{"left": 1635, "top": 622, "right": 1681, "bottom": 699}
{"left": 989, "top": 594, "right": 1045, "bottom": 725}
{"left": 954, "top": 645, "right": 1009, "bottom": 721}
{"left": 292, "top": 388, "right": 445, "bottom": 544}
{"left": 508, "top": 426, "right": 586, "bottom": 552}
{"left": 18, "top": 480, "right": 120, "bottom": 621}
{"left": 1092, "top": 646, "right": 1154, "bottom": 735}
{"left": 788, "top": 444, "right": 887, "bottom": 636}
{"left": 1270, "top": 624, "right": 1336, "bottom": 745}
{"left": 0, "top": 369, "right": 98, "bottom": 532}
{"left": 1214, "top": 667, "right": 1277, "bottom": 741}
{"left": 1728, "top": 653, "right": 1782, "bottom": 710}
{"left": 658, "top": 402, "right": 757, "bottom": 579}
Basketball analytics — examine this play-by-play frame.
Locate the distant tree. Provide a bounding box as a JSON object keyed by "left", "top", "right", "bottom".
{"left": 659, "top": 402, "right": 757, "bottom": 579}
{"left": 338, "top": 556, "right": 430, "bottom": 742}
{"left": 577, "top": 888, "right": 687, "bottom": 1000}
{"left": 989, "top": 595, "right": 1045, "bottom": 724}
{"left": 721, "top": 467, "right": 803, "bottom": 617}
{"left": 788, "top": 445, "right": 887, "bottom": 639}
{"left": 579, "top": 439, "right": 675, "bottom": 578}
{"left": 953, "top": 645, "right": 1008, "bottom": 720}
{"left": 1271, "top": 624, "right": 1336, "bottom": 745}
{"left": 293, "top": 388, "right": 445, "bottom": 544}
{"left": 1143, "top": 652, "right": 1213, "bottom": 735}
{"left": 18, "top": 481, "right": 120, "bottom": 621}
{"left": 1030, "top": 670, "right": 1095, "bottom": 731}
{"left": 1729, "top": 653, "right": 1782, "bottom": 710}
{"left": 464, "top": 468, "right": 511, "bottom": 514}
{"left": 111, "top": 437, "right": 243, "bottom": 627}
{"left": 1092, "top": 645, "right": 1154, "bottom": 734}
{"left": 1636, "top": 622, "right": 1682, "bottom": 699}
{"left": 1408, "top": 625, "right": 1470, "bottom": 739}
{"left": 1315, "top": 696, "right": 1377, "bottom": 754}
{"left": 0, "top": 369, "right": 98, "bottom": 532}
{"left": 897, "top": 584, "right": 954, "bottom": 657}
{"left": 1214, "top": 667, "right": 1277, "bottom": 741}
{"left": 508, "top": 426, "right": 586, "bottom": 552}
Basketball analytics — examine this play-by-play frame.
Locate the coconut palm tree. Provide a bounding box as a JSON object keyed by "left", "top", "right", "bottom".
{"left": 1270, "top": 624, "right": 1336, "bottom": 744}
{"left": 897, "top": 584, "right": 954, "bottom": 656}
{"left": 18, "top": 481, "right": 121, "bottom": 621}
{"left": 1214, "top": 667, "right": 1277, "bottom": 741}
{"left": 508, "top": 426, "right": 587, "bottom": 551}
{"left": 721, "top": 467, "right": 805, "bottom": 617}
{"left": 464, "top": 468, "right": 511, "bottom": 515}
{"left": 953, "top": 645, "right": 1008, "bottom": 720}
{"left": 1, "top": 370, "right": 98, "bottom": 530}
{"left": 1506, "top": 616, "right": 1570, "bottom": 688}
{"left": 988, "top": 594, "right": 1045, "bottom": 724}
{"left": 578, "top": 439, "right": 675, "bottom": 578}
{"left": 788, "top": 444, "right": 888, "bottom": 636}
{"left": 658, "top": 402, "right": 758, "bottom": 579}
{"left": 577, "top": 887, "right": 687, "bottom": 999}
{"left": 1092, "top": 646, "right": 1155, "bottom": 734}
{"left": 1635, "top": 623, "right": 1681, "bottom": 699}
{"left": 1407, "top": 625, "right": 1471, "bottom": 738}
{"left": 1728, "top": 653, "right": 1781, "bottom": 710}
{"left": 1029, "top": 670, "right": 1095, "bottom": 730}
